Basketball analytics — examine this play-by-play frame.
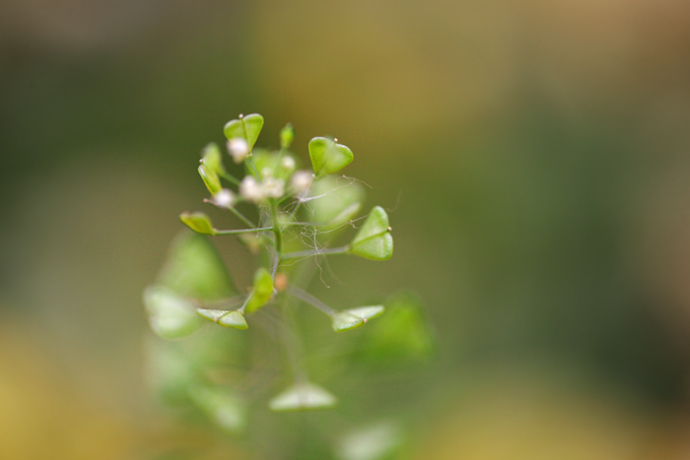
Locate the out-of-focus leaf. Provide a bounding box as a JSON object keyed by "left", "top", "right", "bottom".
{"left": 189, "top": 385, "right": 245, "bottom": 434}
{"left": 223, "top": 114, "right": 264, "bottom": 151}
{"left": 306, "top": 175, "right": 364, "bottom": 229}
{"left": 332, "top": 306, "right": 385, "bottom": 332}
{"left": 308, "top": 137, "right": 353, "bottom": 176}
{"left": 336, "top": 422, "right": 403, "bottom": 460}
{"left": 181, "top": 324, "right": 249, "bottom": 375}
{"left": 268, "top": 382, "right": 337, "bottom": 411}
{"left": 157, "top": 231, "right": 237, "bottom": 301}
{"left": 197, "top": 308, "right": 248, "bottom": 330}
{"left": 144, "top": 325, "right": 249, "bottom": 405}
{"left": 349, "top": 207, "right": 393, "bottom": 260}
{"left": 362, "top": 292, "right": 436, "bottom": 364}
{"left": 144, "top": 335, "right": 199, "bottom": 405}
{"left": 144, "top": 286, "right": 203, "bottom": 339}
{"left": 198, "top": 164, "right": 222, "bottom": 195}
{"left": 201, "top": 143, "right": 226, "bottom": 176}
{"left": 244, "top": 267, "right": 274, "bottom": 313}
{"left": 280, "top": 123, "right": 295, "bottom": 149}
{"left": 180, "top": 212, "right": 215, "bottom": 235}
{"left": 238, "top": 232, "right": 263, "bottom": 255}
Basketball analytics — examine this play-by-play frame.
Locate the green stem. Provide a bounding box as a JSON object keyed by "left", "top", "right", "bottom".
{"left": 203, "top": 197, "right": 256, "bottom": 228}
{"left": 282, "top": 221, "right": 322, "bottom": 227}
{"left": 238, "top": 288, "right": 254, "bottom": 314}
{"left": 280, "top": 176, "right": 317, "bottom": 231}
{"left": 219, "top": 171, "right": 240, "bottom": 186}
{"left": 275, "top": 146, "right": 287, "bottom": 169}
{"left": 191, "top": 296, "right": 244, "bottom": 309}
{"left": 280, "top": 299, "right": 308, "bottom": 385}
{"left": 247, "top": 156, "right": 262, "bottom": 182}
{"left": 281, "top": 246, "right": 350, "bottom": 260}
{"left": 281, "top": 195, "right": 307, "bottom": 231}
{"left": 269, "top": 199, "right": 284, "bottom": 255}
{"left": 213, "top": 226, "right": 273, "bottom": 235}
{"left": 230, "top": 208, "right": 257, "bottom": 228}
{"left": 287, "top": 285, "right": 336, "bottom": 316}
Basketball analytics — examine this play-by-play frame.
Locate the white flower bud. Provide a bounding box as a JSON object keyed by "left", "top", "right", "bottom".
{"left": 263, "top": 177, "right": 285, "bottom": 199}
{"left": 281, "top": 156, "right": 296, "bottom": 171}
{"left": 290, "top": 170, "right": 313, "bottom": 193}
{"left": 227, "top": 138, "right": 249, "bottom": 163}
{"left": 239, "top": 176, "right": 264, "bottom": 202}
{"left": 212, "top": 189, "right": 235, "bottom": 208}
{"left": 261, "top": 167, "right": 273, "bottom": 179}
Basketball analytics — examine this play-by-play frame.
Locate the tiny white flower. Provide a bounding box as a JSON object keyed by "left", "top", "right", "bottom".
{"left": 281, "top": 156, "right": 296, "bottom": 171}
{"left": 261, "top": 167, "right": 273, "bottom": 179}
{"left": 239, "top": 176, "right": 264, "bottom": 202}
{"left": 212, "top": 189, "right": 235, "bottom": 208}
{"left": 263, "top": 177, "right": 285, "bottom": 199}
{"left": 290, "top": 170, "right": 313, "bottom": 193}
{"left": 227, "top": 138, "right": 249, "bottom": 163}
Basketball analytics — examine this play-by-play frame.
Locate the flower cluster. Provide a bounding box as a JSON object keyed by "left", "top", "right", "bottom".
{"left": 143, "top": 114, "right": 415, "bottom": 435}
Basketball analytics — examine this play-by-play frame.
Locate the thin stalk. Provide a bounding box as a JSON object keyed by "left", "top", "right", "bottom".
{"left": 227, "top": 205, "right": 257, "bottom": 228}
{"left": 203, "top": 199, "right": 256, "bottom": 228}
{"left": 277, "top": 191, "right": 296, "bottom": 205}
{"left": 191, "top": 296, "right": 244, "bottom": 310}
{"left": 275, "top": 145, "right": 287, "bottom": 170}
{"left": 281, "top": 193, "right": 308, "bottom": 231}
{"left": 269, "top": 199, "right": 284, "bottom": 255}
{"left": 219, "top": 171, "right": 240, "bottom": 186}
{"left": 214, "top": 226, "right": 273, "bottom": 235}
{"left": 281, "top": 246, "right": 350, "bottom": 260}
{"left": 281, "top": 221, "right": 323, "bottom": 227}
{"left": 237, "top": 289, "right": 254, "bottom": 314}
{"left": 286, "top": 285, "right": 336, "bottom": 316}
{"left": 247, "top": 156, "right": 262, "bottom": 182}
{"left": 271, "top": 254, "right": 280, "bottom": 278}
{"left": 279, "top": 299, "right": 308, "bottom": 384}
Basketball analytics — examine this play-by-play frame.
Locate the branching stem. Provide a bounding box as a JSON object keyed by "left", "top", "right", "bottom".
{"left": 269, "top": 199, "right": 284, "bottom": 255}
{"left": 287, "top": 285, "right": 337, "bottom": 316}
{"left": 228, "top": 206, "right": 257, "bottom": 228}
{"left": 219, "top": 171, "right": 240, "bottom": 186}
{"left": 281, "top": 246, "right": 350, "bottom": 260}
{"left": 214, "top": 226, "right": 273, "bottom": 235}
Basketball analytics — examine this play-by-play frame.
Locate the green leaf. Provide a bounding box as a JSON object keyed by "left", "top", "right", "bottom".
{"left": 269, "top": 382, "right": 338, "bottom": 411}
{"left": 197, "top": 308, "right": 248, "bottom": 330}
{"left": 332, "top": 306, "right": 385, "bottom": 332}
{"left": 144, "top": 336, "right": 199, "bottom": 405}
{"left": 157, "top": 231, "right": 237, "bottom": 300}
{"left": 244, "top": 267, "right": 274, "bottom": 313}
{"left": 201, "top": 143, "right": 226, "bottom": 177}
{"left": 280, "top": 123, "right": 295, "bottom": 149}
{"left": 144, "top": 321, "right": 249, "bottom": 404}
{"left": 223, "top": 113, "right": 264, "bottom": 152}
{"left": 336, "top": 422, "right": 403, "bottom": 460}
{"left": 362, "top": 292, "right": 436, "bottom": 365}
{"left": 144, "top": 286, "right": 204, "bottom": 339}
{"left": 308, "top": 137, "right": 354, "bottom": 176}
{"left": 349, "top": 207, "right": 393, "bottom": 260}
{"left": 198, "top": 164, "right": 222, "bottom": 195}
{"left": 189, "top": 385, "right": 245, "bottom": 434}
{"left": 307, "top": 175, "right": 364, "bottom": 229}
{"left": 180, "top": 211, "right": 215, "bottom": 235}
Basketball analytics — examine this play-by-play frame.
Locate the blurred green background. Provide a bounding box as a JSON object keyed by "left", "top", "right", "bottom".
{"left": 3, "top": 0, "right": 690, "bottom": 458}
